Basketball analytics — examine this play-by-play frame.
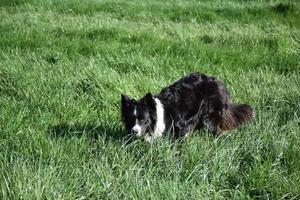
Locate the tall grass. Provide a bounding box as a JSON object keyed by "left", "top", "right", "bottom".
{"left": 0, "top": 0, "right": 299, "bottom": 199}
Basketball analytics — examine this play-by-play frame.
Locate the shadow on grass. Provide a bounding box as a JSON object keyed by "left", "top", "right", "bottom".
{"left": 0, "top": 0, "right": 25, "bottom": 7}
{"left": 48, "top": 122, "right": 126, "bottom": 143}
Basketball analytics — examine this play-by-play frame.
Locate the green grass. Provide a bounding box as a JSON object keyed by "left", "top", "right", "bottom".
{"left": 0, "top": 0, "right": 299, "bottom": 199}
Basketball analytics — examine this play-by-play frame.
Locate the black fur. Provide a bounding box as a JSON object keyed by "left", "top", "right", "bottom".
{"left": 121, "top": 72, "right": 254, "bottom": 139}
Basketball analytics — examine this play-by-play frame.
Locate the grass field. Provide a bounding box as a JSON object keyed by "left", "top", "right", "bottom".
{"left": 0, "top": 0, "right": 300, "bottom": 199}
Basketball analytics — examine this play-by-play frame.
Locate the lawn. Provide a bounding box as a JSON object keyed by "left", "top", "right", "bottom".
{"left": 0, "top": 0, "right": 299, "bottom": 199}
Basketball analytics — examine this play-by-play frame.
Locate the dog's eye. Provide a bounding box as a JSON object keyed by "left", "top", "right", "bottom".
{"left": 139, "top": 119, "right": 145, "bottom": 123}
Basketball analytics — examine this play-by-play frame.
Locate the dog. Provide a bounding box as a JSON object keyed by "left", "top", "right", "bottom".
{"left": 121, "top": 72, "right": 254, "bottom": 143}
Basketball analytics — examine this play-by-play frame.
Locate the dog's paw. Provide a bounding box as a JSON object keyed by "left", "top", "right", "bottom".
{"left": 144, "top": 134, "right": 154, "bottom": 144}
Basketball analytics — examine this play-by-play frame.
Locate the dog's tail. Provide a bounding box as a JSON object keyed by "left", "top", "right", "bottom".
{"left": 220, "top": 103, "right": 254, "bottom": 131}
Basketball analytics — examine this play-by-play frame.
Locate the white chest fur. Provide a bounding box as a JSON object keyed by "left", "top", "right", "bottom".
{"left": 153, "top": 98, "right": 165, "bottom": 137}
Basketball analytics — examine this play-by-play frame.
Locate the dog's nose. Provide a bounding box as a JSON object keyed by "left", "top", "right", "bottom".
{"left": 131, "top": 125, "right": 142, "bottom": 137}
{"left": 131, "top": 129, "right": 139, "bottom": 135}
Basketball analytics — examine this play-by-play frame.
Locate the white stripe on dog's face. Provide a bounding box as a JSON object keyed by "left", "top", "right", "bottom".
{"left": 131, "top": 107, "right": 143, "bottom": 137}
{"left": 131, "top": 106, "right": 142, "bottom": 137}
{"left": 132, "top": 120, "right": 142, "bottom": 137}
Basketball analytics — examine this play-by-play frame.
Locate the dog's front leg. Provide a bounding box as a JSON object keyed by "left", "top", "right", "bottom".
{"left": 144, "top": 134, "right": 154, "bottom": 143}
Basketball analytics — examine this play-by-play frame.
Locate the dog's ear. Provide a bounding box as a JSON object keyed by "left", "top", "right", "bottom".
{"left": 143, "top": 92, "right": 155, "bottom": 108}
{"left": 121, "top": 94, "right": 131, "bottom": 107}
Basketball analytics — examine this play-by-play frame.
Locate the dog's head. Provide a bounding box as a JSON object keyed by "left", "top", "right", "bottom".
{"left": 121, "top": 93, "right": 156, "bottom": 138}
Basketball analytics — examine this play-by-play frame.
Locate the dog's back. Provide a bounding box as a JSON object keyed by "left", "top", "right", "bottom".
{"left": 157, "top": 72, "right": 254, "bottom": 137}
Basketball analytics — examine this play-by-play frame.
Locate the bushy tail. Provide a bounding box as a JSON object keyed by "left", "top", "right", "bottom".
{"left": 220, "top": 104, "right": 254, "bottom": 131}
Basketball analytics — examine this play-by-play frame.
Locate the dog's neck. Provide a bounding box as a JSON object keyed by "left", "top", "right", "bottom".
{"left": 154, "top": 97, "right": 165, "bottom": 136}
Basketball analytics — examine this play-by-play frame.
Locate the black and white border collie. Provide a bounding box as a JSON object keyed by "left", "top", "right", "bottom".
{"left": 121, "top": 72, "right": 254, "bottom": 143}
